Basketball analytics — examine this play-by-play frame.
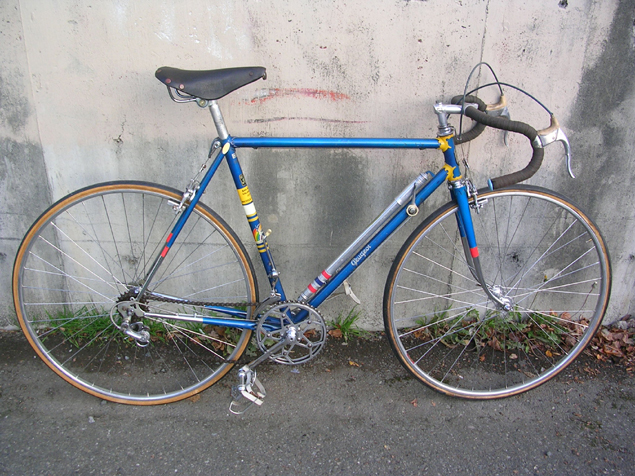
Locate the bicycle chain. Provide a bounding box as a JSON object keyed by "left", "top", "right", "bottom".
{"left": 147, "top": 293, "right": 259, "bottom": 309}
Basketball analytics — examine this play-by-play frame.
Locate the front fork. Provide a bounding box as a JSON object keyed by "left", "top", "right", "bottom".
{"left": 450, "top": 178, "right": 513, "bottom": 312}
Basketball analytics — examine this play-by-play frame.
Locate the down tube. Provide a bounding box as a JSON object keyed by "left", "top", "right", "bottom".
{"left": 307, "top": 168, "right": 448, "bottom": 308}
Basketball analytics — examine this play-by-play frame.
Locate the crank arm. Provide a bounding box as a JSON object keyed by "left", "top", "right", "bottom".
{"left": 246, "top": 333, "right": 291, "bottom": 369}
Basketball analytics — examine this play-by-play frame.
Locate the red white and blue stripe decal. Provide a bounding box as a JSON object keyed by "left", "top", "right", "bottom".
{"left": 307, "top": 270, "right": 331, "bottom": 294}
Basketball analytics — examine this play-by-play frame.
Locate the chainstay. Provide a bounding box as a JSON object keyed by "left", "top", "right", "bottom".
{"left": 143, "top": 293, "right": 260, "bottom": 364}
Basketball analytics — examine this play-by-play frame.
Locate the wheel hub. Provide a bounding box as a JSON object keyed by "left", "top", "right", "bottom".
{"left": 490, "top": 285, "right": 513, "bottom": 311}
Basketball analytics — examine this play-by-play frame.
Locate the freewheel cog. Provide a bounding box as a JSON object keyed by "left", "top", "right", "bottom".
{"left": 256, "top": 301, "right": 327, "bottom": 365}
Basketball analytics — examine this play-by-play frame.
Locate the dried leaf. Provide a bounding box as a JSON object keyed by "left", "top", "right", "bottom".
{"left": 328, "top": 329, "right": 343, "bottom": 339}
{"left": 348, "top": 360, "right": 361, "bottom": 367}
{"left": 488, "top": 336, "right": 502, "bottom": 352}
{"left": 411, "top": 398, "right": 418, "bottom": 407}
{"left": 603, "top": 345, "right": 624, "bottom": 358}
{"left": 211, "top": 340, "right": 225, "bottom": 351}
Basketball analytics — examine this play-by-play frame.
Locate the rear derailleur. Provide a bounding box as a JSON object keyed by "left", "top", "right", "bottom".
{"left": 110, "top": 298, "right": 151, "bottom": 348}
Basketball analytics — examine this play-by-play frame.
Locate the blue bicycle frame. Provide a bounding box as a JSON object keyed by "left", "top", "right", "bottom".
{"left": 140, "top": 104, "right": 481, "bottom": 332}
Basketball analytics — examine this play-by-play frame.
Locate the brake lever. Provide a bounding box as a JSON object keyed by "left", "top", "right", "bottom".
{"left": 537, "top": 115, "right": 574, "bottom": 178}
{"left": 486, "top": 94, "right": 511, "bottom": 146}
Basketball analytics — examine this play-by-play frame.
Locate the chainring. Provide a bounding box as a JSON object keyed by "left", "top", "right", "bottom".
{"left": 256, "top": 301, "right": 327, "bottom": 365}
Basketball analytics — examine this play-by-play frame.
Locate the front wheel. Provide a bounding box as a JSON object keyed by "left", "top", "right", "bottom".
{"left": 13, "top": 181, "right": 258, "bottom": 404}
{"left": 384, "top": 186, "right": 611, "bottom": 399}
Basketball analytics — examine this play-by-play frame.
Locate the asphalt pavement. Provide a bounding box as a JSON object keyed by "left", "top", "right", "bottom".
{"left": 1, "top": 330, "right": 634, "bottom": 476}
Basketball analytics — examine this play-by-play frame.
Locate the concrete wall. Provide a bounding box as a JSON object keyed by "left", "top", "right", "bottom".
{"left": 2, "top": 0, "right": 634, "bottom": 328}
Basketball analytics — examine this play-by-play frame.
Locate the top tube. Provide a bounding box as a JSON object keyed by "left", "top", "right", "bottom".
{"left": 231, "top": 137, "right": 442, "bottom": 149}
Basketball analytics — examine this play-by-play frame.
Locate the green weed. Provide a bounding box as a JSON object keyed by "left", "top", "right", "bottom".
{"left": 413, "top": 307, "right": 574, "bottom": 355}
{"left": 328, "top": 306, "right": 367, "bottom": 342}
{"left": 50, "top": 306, "right": 120, "bottom": 347}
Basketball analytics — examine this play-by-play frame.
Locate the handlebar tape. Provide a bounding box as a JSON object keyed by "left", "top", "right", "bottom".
{"left": 451, "top": 95, "right": 487, "bottom": 144}
{"left": 451, "top": 95, "right": 544, "bottom": 189}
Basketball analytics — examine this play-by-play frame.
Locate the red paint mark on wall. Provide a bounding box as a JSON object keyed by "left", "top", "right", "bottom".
{"left": 247, "top": 88, "right": 351, "bottom": 104}
{"left": 245, "top": 117, "right": 368, "bottom": 124}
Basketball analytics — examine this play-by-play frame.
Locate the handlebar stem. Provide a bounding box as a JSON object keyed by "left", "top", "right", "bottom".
{"left": 434, "top": 102, "right": 478, "bottom": 136}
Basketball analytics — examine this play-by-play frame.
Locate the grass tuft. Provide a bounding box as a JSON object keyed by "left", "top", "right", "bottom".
{"left": 328, "top": 306, "right": 367, "bottom": 342}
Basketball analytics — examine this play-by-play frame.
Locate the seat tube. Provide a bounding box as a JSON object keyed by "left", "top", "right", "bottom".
{"left": 208, "top": 101, "right": 285, "bottom": 297}
{"left": 222, "top": 140, "right": 286, "bottom": 299}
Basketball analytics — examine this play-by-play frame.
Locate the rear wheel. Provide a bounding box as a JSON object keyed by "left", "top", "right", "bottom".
{"left": 384, "top": 186, "right": 611, "bottom": 399}
{"left": 13, "top": 181, "right": 258, "bottom": 404}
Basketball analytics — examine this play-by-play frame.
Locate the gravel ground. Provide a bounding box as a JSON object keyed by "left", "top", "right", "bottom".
{"left": 1, "top": 330, "right": 634, "bottom": 476}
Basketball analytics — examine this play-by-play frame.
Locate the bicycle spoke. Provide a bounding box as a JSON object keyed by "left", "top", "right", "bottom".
{"left": 15, "top": 183, "right": 257, "bottom": 404}
{"left": 385, "top": 187, "right": 609, "bottom": 399}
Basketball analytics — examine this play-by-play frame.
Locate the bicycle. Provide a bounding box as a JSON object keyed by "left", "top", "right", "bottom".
{"left": 12, "top": 63, "right": 611, "bottom": 413}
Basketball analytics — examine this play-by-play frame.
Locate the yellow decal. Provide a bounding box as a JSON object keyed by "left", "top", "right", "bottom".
{"left": 443, "top": 164, "right": 462, "bottom": 181}
{"left": 237, "top": 186, "right": 252, "bottom": 205}
{"left": 222, "top": 143, "right": 230, "bottom": 154}
{"left": 437, "top": 136, "right": 452, "bottom": 152}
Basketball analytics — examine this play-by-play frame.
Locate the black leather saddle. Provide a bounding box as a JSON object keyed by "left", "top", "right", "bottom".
{"left": 155, "top": 66, "right": 267, "bottom": 101}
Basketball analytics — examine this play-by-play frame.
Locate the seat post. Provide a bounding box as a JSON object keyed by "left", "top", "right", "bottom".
{"left": 208, "top": 100, "right": 229, "bottom": 140}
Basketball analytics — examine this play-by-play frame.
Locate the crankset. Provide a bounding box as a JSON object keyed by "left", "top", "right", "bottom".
{"left": 256, "top": 301, "right": 327, "bottom": 365}
{"left": 229, "top": 301, "right": 327, "bottom": 413}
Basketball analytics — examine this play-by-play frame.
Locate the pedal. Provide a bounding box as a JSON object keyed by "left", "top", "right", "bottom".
{"left": 229, "top": 365, "right": 266, "bottom": 415}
